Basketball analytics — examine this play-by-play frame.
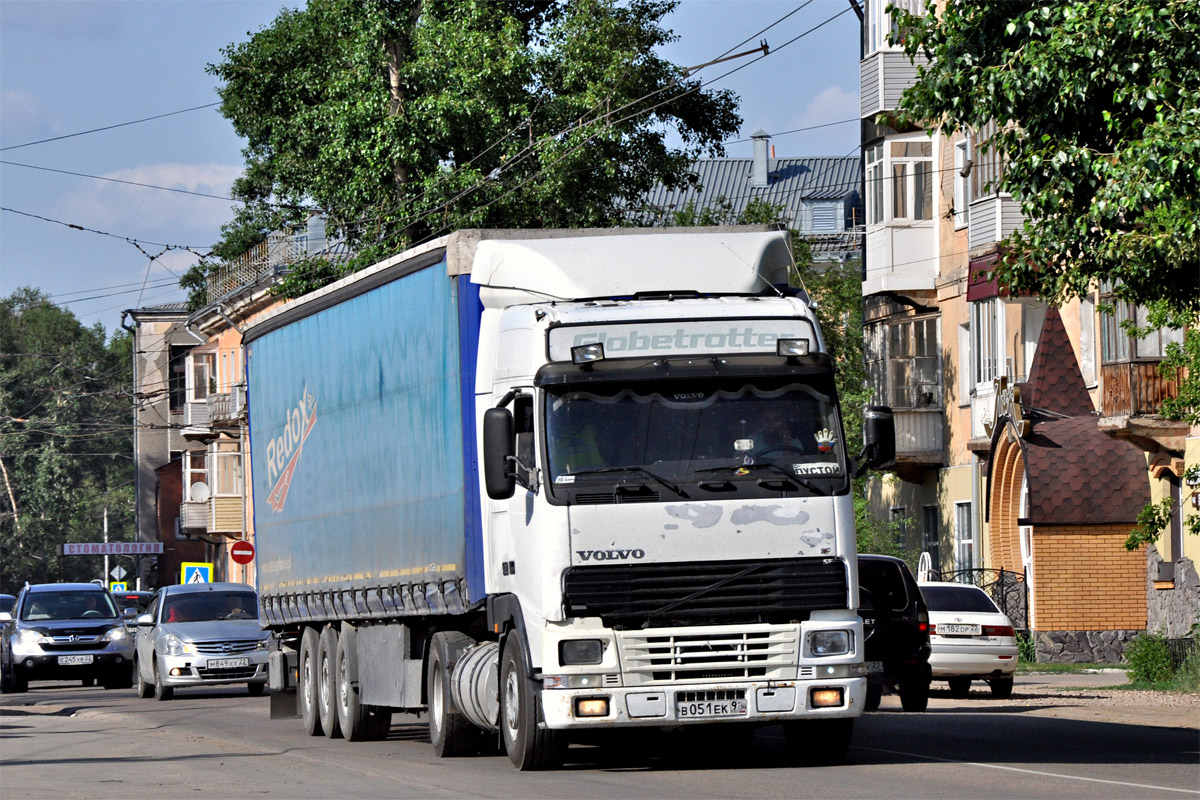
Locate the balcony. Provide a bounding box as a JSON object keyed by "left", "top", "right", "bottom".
{"left": 862, "top": 223, "right": 937, "bottom": 295}
{"left": 894, "top": 408, "right": 944, "bottom": 464}
{"left": 180, "top": 501, "right": 208, "bottom": 534}
{"left": 208, "top": 385, "right": 247, "bottom": 424}
{"left": 967, "top": 195, "right": 1023, "bottom": 252}
{"left": 1098, "top": 361, "right": 1188, "bottom": 450}
{"left": 178, "top": 497, "right": 245, "bottom": 538}
{"left": 860, "top": 51, "right": 927, "bottom": 119}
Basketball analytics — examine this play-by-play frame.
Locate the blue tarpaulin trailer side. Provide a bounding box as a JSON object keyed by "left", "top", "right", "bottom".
{"left": 245, "top": 255, "right": 485, "bottom": 625}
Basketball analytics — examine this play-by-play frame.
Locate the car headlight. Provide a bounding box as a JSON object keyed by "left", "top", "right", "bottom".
{"left": 810, "top": 630, "right": 851, "bottom": 656}
{"left": 102, "top": 627, "right": 127, "bottom": 642}
{"left": 15, "top": 629, "right": 47, "bottom": 646}
{"left": 161, "top": 633, "right": 194, "bottom": 656}
{"left": 254, "top": 638, "right": 270, "bottom": 651}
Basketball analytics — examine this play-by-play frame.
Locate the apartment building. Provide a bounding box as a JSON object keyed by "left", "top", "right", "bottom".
{"left": 858, "top": 0, "right": 1198, "bottom": 659}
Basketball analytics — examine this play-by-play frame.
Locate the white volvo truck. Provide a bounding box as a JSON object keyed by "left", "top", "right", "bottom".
{"left": 246, "top": 226, "right": 895, "bottom": 770}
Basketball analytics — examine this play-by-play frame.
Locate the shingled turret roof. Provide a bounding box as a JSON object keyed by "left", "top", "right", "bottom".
{"left": 1019, "top": 307, "right": 1094, "bottom": 417}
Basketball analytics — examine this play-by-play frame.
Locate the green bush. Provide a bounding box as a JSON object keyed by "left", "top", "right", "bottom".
{"left": 1017, "top": 632, "right": 1037, "bottom": 664}
{"left": 1125, "top": 632, "right": 1175, "bottom": 684}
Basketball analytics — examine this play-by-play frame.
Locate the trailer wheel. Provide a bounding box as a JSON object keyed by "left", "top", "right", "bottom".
{"left": 299, "top": 627, "right": 323, "bottom": 736}
{"left": 335, "top": 626, "right": 391, "bottom": 741}
{"left": 499, "top": 635, "right": 565, "bottom": 770}
{"left": 428, "top": 631, "right": 482, "bottom": 757}
{"left": 783, "top": 718, "right": 853, "bottom": 766}
{"left": 317, "top": 626, "right": 342, "bottom": 739}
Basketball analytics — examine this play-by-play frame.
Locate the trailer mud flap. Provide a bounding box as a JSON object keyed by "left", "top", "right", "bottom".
{"left": 269, "top": 648, "right": 299, "bottom": 720}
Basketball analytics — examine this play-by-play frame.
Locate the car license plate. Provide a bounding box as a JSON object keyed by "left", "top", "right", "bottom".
{"left": 866, "top": 660, "right": 884, "bottom": 673}
{"left": 207, "top": 657, "right": 250, "bottom": 669}
{"left": 57, "top": 655, "right": 93, "bottom": 666}
{"left": 676, "top": 699, "right": 748, "bottom": 719}
{"left": 939, "top": 623, "right": 981, "bottom": 636}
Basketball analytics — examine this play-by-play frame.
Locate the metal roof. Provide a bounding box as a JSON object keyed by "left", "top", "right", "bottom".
{"left": 637, "top": 156, "right": 861, "bottom": 230}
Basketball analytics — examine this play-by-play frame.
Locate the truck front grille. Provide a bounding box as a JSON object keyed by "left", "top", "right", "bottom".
{"left": 563, "top": 557, "right": 847, "bottom": 627}
{"left": 617, "top": 624, "right": 799, "bottom": 685}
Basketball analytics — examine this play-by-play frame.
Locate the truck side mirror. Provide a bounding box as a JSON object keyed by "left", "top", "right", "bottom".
{"left": 860, "top": 405, "right": 896, "bottom": 472}
{"left": 483, "top": 407, "right": 516, "bottom": 500}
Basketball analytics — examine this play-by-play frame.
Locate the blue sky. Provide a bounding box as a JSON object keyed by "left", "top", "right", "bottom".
{"left": 0, "top": 0, "right": 859, "bottom": 333}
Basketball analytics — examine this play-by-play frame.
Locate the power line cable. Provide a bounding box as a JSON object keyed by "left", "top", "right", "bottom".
{"left": 0, "top": 102, "right": 221, "bottom": 152}
{"left": 1, "top": 207, "right": 213, "bottom": 252}
{"left": 0, "top": 160, "right": 237, "bottom": 201}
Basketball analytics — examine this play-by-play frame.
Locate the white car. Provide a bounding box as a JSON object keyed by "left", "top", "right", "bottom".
{"left": 918, "top": 581, "right": 1018, "bottom": 698}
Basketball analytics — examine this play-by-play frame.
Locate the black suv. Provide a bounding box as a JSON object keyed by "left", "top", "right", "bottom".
{"left": 857, "top": 555, "right": 932, "bottom": 712}
{"left": 0, "top": 583, "right": 136, "bottom": 692}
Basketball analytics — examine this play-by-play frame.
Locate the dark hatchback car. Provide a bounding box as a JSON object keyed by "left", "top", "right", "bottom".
{"left": 857, "top": 554, "right": 932, "bottom": 712}
{"left": 0, "top": 583, "right": 136, "bottom": 692}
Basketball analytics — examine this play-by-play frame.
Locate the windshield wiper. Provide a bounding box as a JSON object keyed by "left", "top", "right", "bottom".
{"left": 695, "top": 462, "right": 830, "bottom": 496}
{"left": 568, "top": 466, "right": 690, "bottom": 499}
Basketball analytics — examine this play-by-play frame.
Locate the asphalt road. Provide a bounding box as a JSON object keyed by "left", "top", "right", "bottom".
{"left": 1, "top": 675, "right": 1196, "bottom": 799}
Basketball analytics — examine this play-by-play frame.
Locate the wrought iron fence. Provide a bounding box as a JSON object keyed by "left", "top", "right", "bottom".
{"left": 925, "top": 567, "right": 1029, "bottom": 631}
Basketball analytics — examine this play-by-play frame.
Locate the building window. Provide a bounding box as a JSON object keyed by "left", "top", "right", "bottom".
{"left": 1080, "top": 293, "right": 1097, "bottom": 386}
{"left": 1099, "top": 283, "right": 1184, "bottom": 363}
{"left": 866, "top": 141, "right": 884, "bottom": 225}
{"left": 183, "top": 450, "right": 206, "bottom": 496}
{"left": 890, "top": 140, "right": 933, "bottom": 221}
{"left": 1020, "top": 303, "right": 1046, "bottom": 383}
{"left": 970, "top": 120, "right": 1003, "bottom": 199}
{"left": 922, "top": 505, "right": 940, "bottom": 572}
{"left": 890, "top": 506, "right": 909, "bottom": 548}
{"left": 187, "top": 352, "right": 215, "bottom": 402}
{"left": 970, "top": 299, "right": 1004, "bottom": 387}
{"left": 168, "top": 345, "right": 190, "bottom": 412}
{"left": 863, "top": 0, "right": 926, "bottom": 55}
{"left": 953, "top": 139, "right": 970, "bottom": 228}
{"left": 211, "top": 439, "right": 242, "bottom": 497}
{"left": 955, "top": 501, "right": 974, "bottom": 574}
{"left": 957, "top": 323, "right": 972, "bottom": 406}
{"left": 865, "top": 318, "right": 941, "bottom": 408}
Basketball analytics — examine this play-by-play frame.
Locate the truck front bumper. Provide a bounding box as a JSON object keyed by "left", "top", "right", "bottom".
{"left": 540, "top": 676, "right": 865, "bottom": 729}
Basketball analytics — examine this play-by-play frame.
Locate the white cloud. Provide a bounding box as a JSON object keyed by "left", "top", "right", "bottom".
{"left": 1, "top": 90, "right": 54, "bottom": 145}
{"left": 58, "top": 162, "right": 244, "bottom": 244}
{"left": 788, "top": 85, "right": 859, "bottom": 131}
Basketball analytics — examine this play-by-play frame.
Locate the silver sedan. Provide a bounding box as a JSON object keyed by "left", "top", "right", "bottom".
{"left": 134, "top": 582, "right": 269, "bottom": 701}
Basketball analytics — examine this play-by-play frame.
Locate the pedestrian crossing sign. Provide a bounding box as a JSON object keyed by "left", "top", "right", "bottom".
{"left": 181, "top": 562, "right": 213, "bottom": 585}
{"left": 109, "top": 582, "right": 127, "bottom": 592}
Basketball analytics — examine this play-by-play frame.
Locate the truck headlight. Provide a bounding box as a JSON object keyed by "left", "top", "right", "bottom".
{"left": 102, "top": 626, "right": 127, "bottom": 642}
{"left": 559, "top": 639, "right": 604, "bottom": 666}
{"left": 810, "top": 630, "right": 850, "bottom": 656}
{"left": 161, "top": 633, "right": 194, "bottom": 656}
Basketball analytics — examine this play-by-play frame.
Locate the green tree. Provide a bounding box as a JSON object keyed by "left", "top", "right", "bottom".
{"left": 0, "top": 289, "right": 134, "bottom": 590}
{"left": 185, "top": 0, "right": 740, "bottom": 305}
{"left": 892, "top": 0, "right": 1200, "bottom": 422}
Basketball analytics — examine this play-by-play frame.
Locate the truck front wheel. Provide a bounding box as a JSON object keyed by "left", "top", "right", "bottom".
{"left": 299, "top": 627, "right": 323, "bottom": 736}
{"left": 499, "top": 635, "right": 565, "bottom": 770}
{"left": 428, "top": 631, "right": 482, "bottom": 757}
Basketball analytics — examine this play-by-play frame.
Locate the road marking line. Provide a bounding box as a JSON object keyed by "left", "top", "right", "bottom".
{"left": 854, "top": 745, "right": 1200, "bottom": 795}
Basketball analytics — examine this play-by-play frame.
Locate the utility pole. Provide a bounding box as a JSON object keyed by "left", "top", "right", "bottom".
{"left": 103, "top": 506, "right": 109, "bottom": 586}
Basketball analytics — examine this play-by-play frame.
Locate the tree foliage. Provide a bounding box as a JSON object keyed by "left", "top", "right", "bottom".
{"left": 893, "top": 0, "right": 1200, "bottom": 421}
{"left": 186, "top": 0, "right": 740, "bottom": 304}
{"left": 0, "top": 289, "right": 134, "bottom": 590}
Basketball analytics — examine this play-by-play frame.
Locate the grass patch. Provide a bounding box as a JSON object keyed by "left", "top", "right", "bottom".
{"left": 1017, "top": 661, "right": 1120, "bottom": 674}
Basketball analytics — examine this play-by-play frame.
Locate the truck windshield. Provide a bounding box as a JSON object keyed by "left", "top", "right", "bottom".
{"left": 545, "top": 380, "right": 846, "bottom": 488}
